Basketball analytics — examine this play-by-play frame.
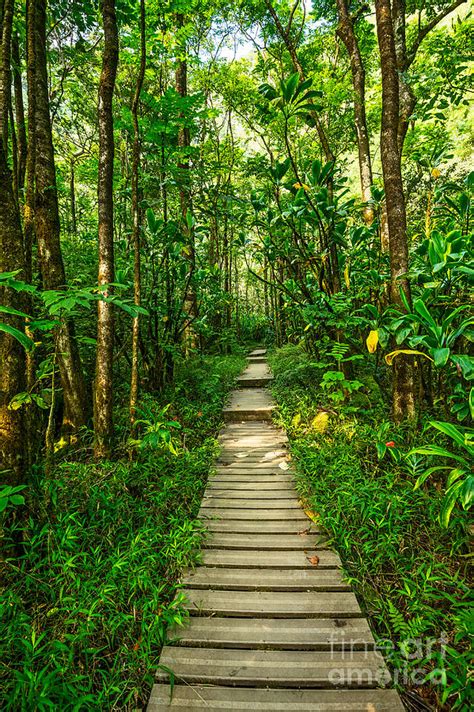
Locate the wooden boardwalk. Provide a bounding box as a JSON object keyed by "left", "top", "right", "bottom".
{"left": 147, "top": 350, "right": 404, "bottom": 710}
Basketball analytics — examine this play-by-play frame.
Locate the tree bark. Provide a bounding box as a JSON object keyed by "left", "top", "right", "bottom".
{"left": 34, "top": 0, "right": 88, "bottom": 433}
{"left": 335, "top": 0, "right": 373, "bottom": 222}
{"left": 0, "top": 0, "right": 27, "bottom": 484}
{"left": 129, "top": 0, "right": 145, "bottom": 431}
{"left": 175, "top": 12, "right": 197, "bottom": 352}
{"left": 0, "top": 0, "right": 13, "bottom": 153}
{"left": 94, "top": 0, "right": 119, "bottom": 459}
{"left": 375, "top": 0, "right": 414, "bottom": 422}
{"left": 12, "top": 32, "right": 27, "bottom": 192}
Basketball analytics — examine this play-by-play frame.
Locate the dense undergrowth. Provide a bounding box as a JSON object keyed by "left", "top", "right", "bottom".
{"left": 269, "top": 345, "right": 472, "bottom": 712}
{"left": 0, "top": 353, "right": 245, "bottom": 711}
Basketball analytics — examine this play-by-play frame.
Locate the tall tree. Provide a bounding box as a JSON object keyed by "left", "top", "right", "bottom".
{"left": 33, "top": 0, "right": 88, "bottom": 433}
{"left": 12, "top": 32, "right": 27, "bottom": 194}
{"left": 0, "top": 0, "right": 27, "bottom": 483}
{"left": 175, "top": 11, "right": 197, "bottom": 351}
{"left": 129, "top": 0, "right": 146, "bottom": 430}
{"left": 335, "top": 0, "right": 373, "bottom": 222}
{"left": 94, "top": 0, "right": 119, "bottom": 458}
{"left": 375, "top": 0, "right": 414, "bottom": 421}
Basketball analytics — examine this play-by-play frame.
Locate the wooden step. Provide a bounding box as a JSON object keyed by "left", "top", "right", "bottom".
{"left": 181, "top": 567, "right": 347, "bottom": 591}
{"left": 199, "top": 508, "right": 309, "bottom": 521}
{"left": 203, "top": 533, "right": 328, "bottom": 550}
{"left": 223, "top": 389, "right": 274, "bottom": 422}
{"left": 207, "top": 480, "right": 294, "bottom": 490}
{"left": 204, "top": 490, "right": 297, "bottom": 500}
{"left": 168, "top": 615, "right": 371, "bottom": 648}
{"left": 203, "top": 519, "right": 314, "bottom": 533}
{"left": 209, "top": 475, "right": 294, "bottom": 485}
{"left": 237, "top": 375, "right": 274, "bottom": 388}
{"left": 184, "top": 589, "right": 361, "bottom": 618}
{"left": 249, "top": 349, "right": 267, "bottom": 356}
{"left": 148, "top": 686, "right": 404, "bottom": 711}
{"left": 202, "top": 549, "right": 341, "bottom": 568}
{"left": 201, "top": 498, "right": 300, "bottom": 509}
{"left": 155, "top": 647, "right": 391, "bottom": 688}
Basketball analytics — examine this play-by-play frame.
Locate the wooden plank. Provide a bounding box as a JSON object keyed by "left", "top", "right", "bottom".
{"left": 148, "top": 686, "right": 405, "bottom": 711}
{"left": 214, "top": 466, "right": 291, "bottom": 474}
{"left": 209, "top": 475, "right": 294, "bottom": 484}
{"left": 181, "top": 567, "right": 347, "bottom": 591}
{"left": 167, "top": 616, "right": 372, "bottom": 648}
{"left": 155, "top": 647, "right": 391, "bottom": 688}
{"left": 249, "top": 349, "right": 267, "bottom": 356}
{"left": 203, "top": 519, "right": 313, "bottom": 533}
{"left": 201, "top": 498, "right": 300, "bottom": 509}
{"left": 204, "top": 490, "right": 297, "bottom": 500}
{"left": 199, "top": 508, "right": 308, "bottom": 521}
{"left": 207, "top": 480, "right": 294, "bottom": 490}
{"left": 203, "top": 533, "right": 328, "bottom": 550}
{"left": 184, "top": 589, "right": 361, "bottom": 618}
{"left": 202, "top": 549, "right": 341, "bottom": 568}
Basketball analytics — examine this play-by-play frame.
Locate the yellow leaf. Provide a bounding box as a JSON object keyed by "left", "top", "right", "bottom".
{"left": 293, "top": 182, "right": 311, "bottom": 191}
{"left": 311, "top": 411, "right": 329, "bottom": 433}
{"left": 344, "top": 263, "right": 350, "bottom": 289}
{"left": 292, "top": 413, "right": 302, "bottom": 427}
{"left": 385, "top": 349, "right": 433, "bottom": 366}
{"left": 366, "top": 329, "right": 379, "bottom": 354}
{"left": 431, "top": 167, "right": 441, "bottom": 179}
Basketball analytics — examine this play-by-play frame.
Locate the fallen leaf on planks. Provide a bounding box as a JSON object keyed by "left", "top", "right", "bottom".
{"left": 307, "top": 555, "right": 320, "bottom": 567}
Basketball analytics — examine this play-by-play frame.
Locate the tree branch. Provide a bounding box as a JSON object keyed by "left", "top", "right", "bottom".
{"left": 407, "top": 0, "right": 467, "bottom": 67}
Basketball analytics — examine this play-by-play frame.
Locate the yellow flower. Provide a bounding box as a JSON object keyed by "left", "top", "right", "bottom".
{"left": 366, "top": 329, "right": 379, "bottom": 354}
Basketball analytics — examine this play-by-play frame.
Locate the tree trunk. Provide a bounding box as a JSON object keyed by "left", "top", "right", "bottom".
{"left": 335, "top": 0, "right": 373, "bottom": 222}
{"left": 94, "top": 0, "right": 119, "bottom": 459}
{"left": 12, "top": 32, "right": 27, "bottom": 192}
{"left": 129, "top": 0, "right": 145, "bottom": 431}
{"left": 0, "top": 0, "right": 27, "bottom": 484}
{"left": 375, "top": 0, "right": 415, "bottom": 422}
{"left": 0, "top": 0, "right": 13, "bottom": 153}
{"left": 34, "top": 0, "right": 88, "bottom": 433}
{"left": 175, "top": 12, "right": 196, "bottom": 353}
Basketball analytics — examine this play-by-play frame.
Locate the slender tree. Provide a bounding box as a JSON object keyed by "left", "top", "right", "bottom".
{"left": 130, "top": 0, "right": 146, "bottom": 430}
{"left": 375, "top": 0, "right": 414, "bottom": 421}
{"left": 0, "top": 0, "right": 27, "bottom": 483}
{"left": 335, "top": 0, "right": 373, "bottom": 222}
{"left": 12, "top": 32, "right": 27, "bottom": 194}
{"left": 175, "top": 12, "right": 197, "bottom": 351}
{"left": 33, "top": 0, "right": 88, "bottom": 433}
{"left": 94, "top": 0, "right": 119, "bottom": 458}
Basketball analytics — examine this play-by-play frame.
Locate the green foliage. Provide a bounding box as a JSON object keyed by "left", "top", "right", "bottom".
{"left": 410, "top": 421, "right": 474, "bottom": 527}
{"left": 0, "top": 355, "right": 243, "bottom": 710}
{"left": 270, "top": 346, "right": 472, "bottom": 709}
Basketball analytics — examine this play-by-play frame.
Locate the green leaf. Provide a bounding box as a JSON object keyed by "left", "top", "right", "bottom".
{"left": 432, "top": 347, "right": 450, "bottom": 367}
{"left": 0, "top": 323, "right": 35, "bottom": 351}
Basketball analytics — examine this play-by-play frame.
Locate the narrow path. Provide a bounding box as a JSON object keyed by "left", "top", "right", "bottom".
{"left": 147, "top": 350, "right": 404, "bottom": 710}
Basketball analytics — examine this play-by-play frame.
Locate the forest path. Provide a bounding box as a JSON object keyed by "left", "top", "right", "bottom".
{"left": 147, "top": 350, "right": 404, "bottom": 710}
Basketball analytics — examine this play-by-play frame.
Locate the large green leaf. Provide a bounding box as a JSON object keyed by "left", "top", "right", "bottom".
{"left": 0, "top": 323, "right": 34, "bottom": 351}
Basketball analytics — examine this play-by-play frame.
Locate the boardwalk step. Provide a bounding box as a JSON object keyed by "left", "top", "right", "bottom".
{"left": 155, "top": 647, "right": 391, "bottom": 688}
{"left": 184, "top": 589, "right": 362, "bottom": 618}
{"left": 199, "top": 508, "right": 309, "bottom": 521}
{"left": 168, "top": 615, "right": 371, "bottom": 648}
{"left": 201, "top": 498, "right": 299, "bottom": 509}
{"left": 181, "top": 567, "right": 347, "bottom": 591}
{"left": 148, "top": 686, "right": 404, "bottom": 711}
{"left": 204, "top": 490, "right": 297, "bottom": 500}
{"left": 203, "top": 533, "right": 328, "bottom": 550}
{"left": 202, "top": 549, "right": 341, "bottom": 568}
{"left": 202, "top": 519, "right": 314, "bottom": 533}
{"left": 207, "top": 480, "right": 294, "bottom": 490}
{"left": 237, "top": 376, "right": 274, "bottom": 388}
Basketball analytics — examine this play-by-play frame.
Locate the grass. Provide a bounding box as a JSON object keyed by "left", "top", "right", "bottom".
{"left": 269, "top": 344, "right": 472, "bottom": 711}
{"left": 0, "top": 352, "right": 246, "bottom": 711}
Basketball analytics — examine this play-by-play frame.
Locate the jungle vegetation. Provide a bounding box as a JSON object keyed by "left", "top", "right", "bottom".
{"left": 0, "top": 0, "right": 472, "bottom": 709}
